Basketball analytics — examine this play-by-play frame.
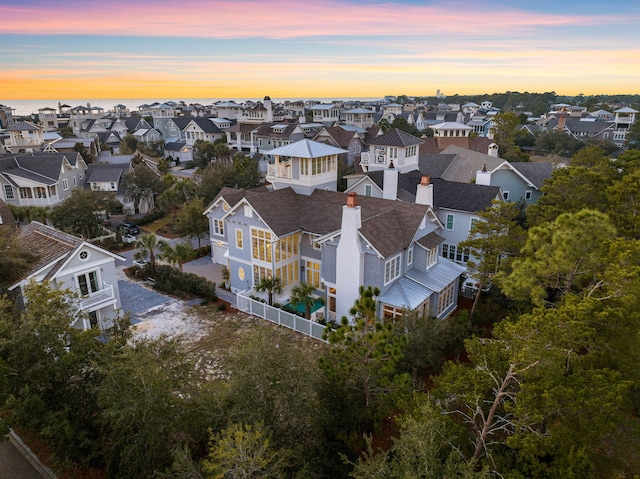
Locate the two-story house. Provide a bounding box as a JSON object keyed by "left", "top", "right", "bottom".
{"left": 4, "top": 121, "right": 45, "bottom": 153}
{"left": 264, "top": 139, "right": 347, "bottom": 195}
{"left": 0, "top": 152, "right": 87, "bottom": 207}
{"left": 205, "top": 187, "right": 465, "bottom": 322}
{"left": 7, "top": 221, "right": 125, "bottom": 330}
{"left": 475, "top": 160, "right": 553, "bottom": 205}
{"left": 310, "top": 104, "right": 341, "bottom": 125}
{"left": 360, "top": 128, "right": 423, "bottom": 173}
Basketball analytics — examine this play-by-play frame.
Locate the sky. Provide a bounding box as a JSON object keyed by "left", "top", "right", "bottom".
{"left": 1, "top": 0, "right": 639, "bottom": 100}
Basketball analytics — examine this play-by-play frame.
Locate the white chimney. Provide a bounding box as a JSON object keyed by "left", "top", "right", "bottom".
{"left": 299, "top": 114, "right": 305, "bottom": 124}
{"left": 264, "top": 95, "right": 273, "bottom": 123}
{"left": 488, "top": 143, "right": 499, "bottom": 157}
{"left": 415, "top": 175, "right": 433, "bottom": 207}
{"left": 336, "top": 192, "right": 364, "bottom": 321}
{"left": 476, "top": 164, "right": 492, "bottom": 186}
{"left": 383, "top": 162, "right": 398, "bottom": 200}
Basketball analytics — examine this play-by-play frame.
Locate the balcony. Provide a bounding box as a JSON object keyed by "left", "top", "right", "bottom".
{"left": 19, "top": 195, "right": 60, "bottom": 207}
{"left": 80, "top": 283, "right": 116, "bottom": 310}
{"left": 266, "top": 163, "right": 292, "bottom": 181}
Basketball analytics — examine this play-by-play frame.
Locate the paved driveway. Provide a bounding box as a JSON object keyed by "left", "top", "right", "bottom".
{"left": 117, "top": 277, "right": 173, "bottom": 321}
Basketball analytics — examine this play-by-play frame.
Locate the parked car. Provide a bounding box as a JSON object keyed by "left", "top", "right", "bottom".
{"left": 118, "top": 222, "right": 140, "bottom": 235}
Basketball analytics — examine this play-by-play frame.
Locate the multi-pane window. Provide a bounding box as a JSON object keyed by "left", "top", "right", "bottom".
{"left": 437, "top": 281, "right": 456, "bottom": 316}
{"left": 306, "top": 260, "right": 321, "bottom": 288}
{"left": 78, "top": 271, "right": 100, "bottom": 296}
{"left": 235, "top": 229, "right": 244, "bottom": 249}
{"left": 426, "top": 247, "right": 437, "bottom": 269}
{"left": 442, "top": 244, "right": 469, "bottom": 263}
{"left": 382, "top": 304, "right": 403, "bottom": 320}
{"left": 275, "top": 261, "right": 299, "bottom": 287}
{"left": 4, "top": 185, "right": 14, "bottom": 200}
{"left": 446, "top": 214, "right": 454, "bottom": 230}
{"left": 406, "top": 145, "right": 417, "bottom": 156}
{"left": 213, "top": 219, "right": 224, "bottom": 236}
{"left": 389, "top": 147, "right": 398, "bottom": 159}
{"left": 251, "top": 229, "right": 272, "bottom": 262}
{"left": 62, "top": 179, "right": 69, "bottom": 190}
{"left": 364, "top": 184, "right": 372, "bottom": 197}
{"left": 384, "top": 254, "right": 401, "bottom": 284}
{"left": 34, "top": 187, "right": 46, "bottom": 198}
{"left": 470, "top": 217, "right": 480, "bottom": 232}
{"left": 19, "top": 188, "right": 33, "bottom": 199}
{"left": 274, "top": 233, "right": 299, "bottom": 263}
{"left": 407, "top": 246, "right": 413, "bottom": 266}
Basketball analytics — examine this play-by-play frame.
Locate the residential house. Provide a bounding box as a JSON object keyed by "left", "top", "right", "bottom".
{"left": 4, "top": 121, "right": 45, "bottom": 153}
{"left": 253, "top": 122, "right": 304, "bottom": 154}
{"left": 205, "top": 187, "right": 465, "bottom": 321}
{"left": 613, "top": 107, "right": 638, "bottom": 147}
{"left": 0, "top": 104, "right": 15, "bottom": 128}
{"left": 360, "top": 128, "right": 423, "bottom": 173}
{"left": 69, "top": 104, "right": 105, "bottom": 136}
{"left": 475, "top": 160, "right": 553, "bottom": 205}
{"left": 310, "top": 103, "right": 341, "bottom": 125}
{"left": 265, "top": 139, "right": 347, "bottom": 195}
{"left": 148, "top": 102, "right": 177, "bottom": 138}
{"left": 343, "top": 108, "right": 375, "bottom": 128}
{"left": 7, "top": 221, "right": 124, "bottom": 331}
{"left": 345, "top": 168, "right": 501, "bottom": 269}
{"left": 37, "top": 107, "right": 60, "bottom": 132}
{"left": 237, "top": 97, "right": 274, "bottom": 124}
{"left": 164, "top": 141, "right": 194, "bottom": 164}
{"left": 313, "top": 125, "right": 365, "bottom": 167}
{"left": 0, "top": 152, "right": 87, "bottom": 207}
{"left": 183, "top": 117, "right": 228, "bottom": 146}
{"left": 214, "top": 100, "right": 244, "bottom": 120}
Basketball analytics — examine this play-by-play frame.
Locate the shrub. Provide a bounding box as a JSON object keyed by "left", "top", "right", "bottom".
{"left": 147, "top": 264, "right": 217, "bottom": 301}
{"left": 137, "top": 209, "right": 167, "bottom": 226}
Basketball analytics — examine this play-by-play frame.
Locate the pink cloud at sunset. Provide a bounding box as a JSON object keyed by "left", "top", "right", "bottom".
{"left": 0, "top": 1, "right": 626, "bottom": 39}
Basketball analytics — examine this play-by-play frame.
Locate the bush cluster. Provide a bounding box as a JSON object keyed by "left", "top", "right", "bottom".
{"left": 136, "top": 209, "right": 167, "bottom": 226}
{"left": 149, "top": 264, "right": 217, "bottom": 301}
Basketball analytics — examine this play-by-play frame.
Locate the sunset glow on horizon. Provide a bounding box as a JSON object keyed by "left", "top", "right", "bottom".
{"left": 1, "top": 0, "right": 639, "bottom": 100}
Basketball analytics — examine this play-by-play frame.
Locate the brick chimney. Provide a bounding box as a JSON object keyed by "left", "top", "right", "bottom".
{"left": 557, "top": 113, "right": 566, "bottom": 131}
{"left": 415, "top": 175, "right": 433, "bottom": 207}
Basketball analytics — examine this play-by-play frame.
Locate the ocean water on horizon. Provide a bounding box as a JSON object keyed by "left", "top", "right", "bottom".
{"left": 0, "top": 97, "right": 383, "bottom": 117}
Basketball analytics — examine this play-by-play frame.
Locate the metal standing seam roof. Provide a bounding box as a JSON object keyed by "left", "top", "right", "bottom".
{"left": 268, "top": 139, "right": 347, "bottom": 158}
{"left": 378, "top": 277, "right": 434, "bottom": 310}
{"left": 406, "top": 259, "right": 467, "bottom": 292}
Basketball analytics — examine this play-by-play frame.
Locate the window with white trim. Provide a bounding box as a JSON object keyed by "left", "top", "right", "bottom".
{"left": 437, "top": 280, "right": 456, "bottom": 316}
{"left": 364, "top": 184, "right": 372, "bottom": 197}
{"left": 4, "top": 184, "right": 15, "bottom": 200}
{"left": 446, "top": 213, "right": 454, "bottom": 230}
{"left": 525, "top": 190, "right": 532, "bottom": 200}
{"left": 384, "top": 254, "right": 401, "bottom": 284}
{"left": 62, "top": 178, "right": 69, "bottom": 190}
{"left": 407, "top": 245, "right": 413, "bottom": 266}
{"left": 213, "top": 219, "right": 224, "bottom": 236}
{"left": 251, "top": 228, "right": 272, "bottom": 261}
{"left": 77, "top": 270, "right": 100, "bottom": 296}
{"left": 305, "top": 260, "right": 322, "bottom": 288}
{"left": 235, "top": 228, "right": 244, "bottom": 249}
{"left": 470, "top": 217, "right": 480, "bottom": 232}
{"left": 426, "top": 247, "right": 437, "bottom": 269}
{"left": 382, "top": 304, "right": 403, "bottom": 320}
{"left": 244, "top": 205, "right": 253, "bottom": 218}
{"left": 502, "top": 191, "right": 510, "bottom": 201}
{"left": 73, "top": 177, "right": 77, "bottom": 186}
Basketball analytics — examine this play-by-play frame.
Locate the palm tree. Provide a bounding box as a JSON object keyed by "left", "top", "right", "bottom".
{"left": 255, "top": 276, "right": 283, "bottom": 306}
{"left": 160, "top": 241, "right": 196, "bottom": 272}
{"left": 135, "top": 233, "right": 165, "bottom": 272}
{"left": 290, "top": 282, "right": 323, "bottom": 320}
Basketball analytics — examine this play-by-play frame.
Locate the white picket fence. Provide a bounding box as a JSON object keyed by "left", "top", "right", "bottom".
{"left": 236, "top": 291, "right": 328, "bottom": 343}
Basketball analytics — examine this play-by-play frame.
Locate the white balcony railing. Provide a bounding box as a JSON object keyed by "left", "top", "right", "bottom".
{"left": 266, "top": 163, "right": 292, "bottom": 180}
{"left": 80, "top": 283, "right": 115, "bottom": 310}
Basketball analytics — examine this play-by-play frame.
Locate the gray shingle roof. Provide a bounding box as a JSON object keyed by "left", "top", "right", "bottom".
{"left": 215, "top": 187, "right": 429, "bottom": 259}
{"left": 0, "top": 152, "right": 78, "bottom": 186}
{"left": 510, "top": 162, "right": 554, "bottom": 189}
{"left": 370, "top": 128, "right": 424, "bottom": 147}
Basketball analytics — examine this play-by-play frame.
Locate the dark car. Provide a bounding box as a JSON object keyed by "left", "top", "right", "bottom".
{"left": 118, "top": 222, "right": 140, "bottom": 235}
